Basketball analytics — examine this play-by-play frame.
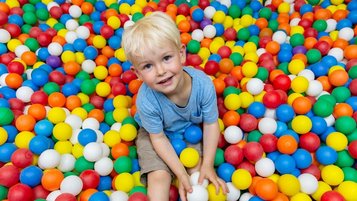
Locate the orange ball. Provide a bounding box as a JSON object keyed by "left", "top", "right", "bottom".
{"left": 79, "top": 189, "right": 98, "bottom": 201}
{"left": 15, "top": 114, "right": 36, "bottom": 131}
{"left": 41, "top": 169, "right": 64, "bottom": 191}
{"left": 219, "top": 58, "right": 234, "bottom": 74}
{"left": 128, "top": 79, "right": 143, "bottom": 95}
{"left": 48, "top": 92, "right": 67, "bottom": 107}
{"left": 265, "top": 41, "right": 280, "bottom": 55}
{"left": 88, "top": 109, "right": 105, "bottom": 122}
{"left": 249, "top": 176, "right": 263, "bottom": 195}
{"left": 333, "top": 103, "right": 353, "bottom": 118}
{"left": 255, "top": 178, "right": 279, "bottom": 200}
{"left": 328, "top": 70, "right": 349, "bottom": 86}
{"left": 255, "top": 18, "right": 268, "bottom": 29}
{"left": 21, "top": 51, "right": 37, "bottom": 66}
{"left": 5, "top": 73, "right": 23, "bottom": 89}
{"left": 180, "top": 32, "right": 192, "bottom": 45}
{"left": 277, "top": 135, "right": 298, "bottom": 154}
{"left": 111, "top": 142, "right": 129, "bottom": 159}
{"left": 344, "top": 45, "right": 357, "bottom": 60}
{"left": 317, "top": 76, "right": 332, "bottom": 91}
{"left": 95, "top": 55, "right": 108, "bottom": 66}
{"left": 222, "top": 110, "right": 240, "bottom": 127}
{"left": 63, "top": 61, "right": 81, "bottom": 76}
{"left": 230, "top": 66, "right": 244, "bottom": 81}
{"left": 27, "top": 103, "right": 47, "bottom": 120}
{"left": 81, "top": 2, "right": 94, "bottom": 15}
{"left": 178, "top": 20, "right": 190, "bottom": 33}
{"left": 108, "top": 63, "right": 123, "bottom": 77}
{"left": 292, "top": 96, "right": 312, "bottom": 115}
{"left": 66, "top": 95, "right": 82, "bottom": 111}
{"left": 213, "top": 78, "right": 226, "bottom": 95}
{"left": 271, "top": 192, "right": 289, "bottom": 201}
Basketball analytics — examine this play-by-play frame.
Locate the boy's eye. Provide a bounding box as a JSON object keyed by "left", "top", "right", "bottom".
{"left": 142, "top": 64, "right": 152, "bottom": 69}
{"left": 163, "top": 55, "right": 172, "bottom": 61}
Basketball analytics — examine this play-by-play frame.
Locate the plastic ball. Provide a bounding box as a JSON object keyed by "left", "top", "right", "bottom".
{"left": 337, "top": 181, "right": 357, "bottom": 201}
{"left": 321, "top": 191, "right": 345, "bottom": 201}
{"left": 11, "top": 148, "right": 33, "bottom": 168}
{"left": 275, "top": 154, "right": 296, "bottom": 174}
{"left": 0, "top": 164, "right": 20, "bottom": 187}
{"left": 224, "top": 93, "right": 241, "bottom": 110}
{"left": 8, "top": 183, "right": 34, "bottom": 201}
{"left": 55, "top": 193, "right": 77, "bottom": 201}
{"left": 119, "top": 124, "right": 137, "bottom": 142}
{"left": 78, "top": 128, "right": 98, "bottom": 146}
{"left": 110, "top": 190, "right": 129, "bottom": 201}
{"left": 246, "top": 78, "right": 264, "bottom": 95}
{"left": 180, "top": 147, "right": 199, "bottom": 168}
{"left": 258, "top": 117, "right": 277, "bottom": 134}
{"left": 190, "top": 171, "right": 209, "bottom": 187}
{"left": 38, "top": 149, "right": 61, "bottom": 169}
{"left": 60, "top": 175, "right": 83, "bottom": 196}
{"left": 114, "top": 173, "right": 134, "bottom": 193}
{"left": 232, "top": 169, "right": 252, "bottom": 190}
{"left": 321, "top": 165, "right": 344, "bottom": 186}
{"left": 277, "top": 174, "right": 300, "bottom": 196}
{"left": 315, "top": 146, "right": 338, "bottom": 165}
{"left": 224, "top": 145, "right": 244, "bottom": 166}
{"left": 298, "top": 173, "right": 318, "bottom": 195}
{"left": 83, "top": 142, "right": 103, "bottom": 162}
{"left": 255, "top": 157, "right": 275, "bottom": 177}
{"left": 224, "top": 125, "right": 243, "bottom": 144}
{"left": 187, "top": 185, "right": 208, "bottom": 201}
{"left": 184, "top": 125, "right": 203, "bottom": 144}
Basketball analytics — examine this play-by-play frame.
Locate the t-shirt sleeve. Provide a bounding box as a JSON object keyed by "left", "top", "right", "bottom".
{"left": 199, "top": 72, "right": 218, "bottom": 123}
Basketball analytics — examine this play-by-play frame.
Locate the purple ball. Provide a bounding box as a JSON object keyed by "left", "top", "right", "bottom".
{"left": 46, "top": 56, "right": 62, "bottom": 68}
{"left": 292, "top": 46, "right": 307, "bottom": 54}
{"left": 200, "top": 18, "right": 212, "bottom": 29}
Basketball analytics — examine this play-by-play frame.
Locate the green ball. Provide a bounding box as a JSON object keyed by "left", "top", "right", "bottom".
{"left": 64, "top": 171, "right": 78, "bottom": 177}
{"left": 348, "top": 66, "right": 357, "bottom": 79}
{"left": 187, "top": 40, "right": 201, "bottom": 54}
{"left": 132, "top": 12, "right": 144, "bottom": 22}
{"left": 236, "top": 108, "right": 245, "bottom": 115}
{"left": 79, "top": 15, "right": 91, "bottom": 25}
{"left": 318, "top": 94, "right": 336, "bottom": 106}
{"left": 242, "top": 7, "right": 253, "bottom": 15}
{"left": 313, "top": 19, "right": 327, "bottom": 32}
{"left": 268, "top": 20, "right": 279, "bottom": 32}
{"left": 331, "top": 86, "right": 351, "bottom": 103}
{"left": 82, "top": 103, "right": 95, "bottom": 113}
{"left": 229, "top": 52, "right": 243, "bottom": 66}
{"left": 25, "top": 37, "right": 40, "bottom": 52}
{"left": 214, "top": 148, "right": 224, "bottom": 167}
{"left": 347, "top": 129, "right": 357, "bottom": 142}
{"left": 259, "top": 7, "right": 272, "bottom": 19}
{"left": 290, "top": 34, "right": 305, "bottom": 47}
{"left": 277, "top": 62, "right": 289, "bottom": 74}
{"left": 109, "top": 3, "right": 119, "bottom": 10}
{"left": 129, "top": 186, "right": 147, "bottom": 196}
{"left": 36, "top": 8, "right": 49, "bottom": 21}
{"left": 122, "top": 116, "right": 139, "bottom": 129}
{"left": 43, "top": 82, "right": 60, "bottom": 95}
{"left": 80, "top": 79, "right": 96, "bottom": 95}
{"left": 129, "top": 146, "right": 138, "bottom": 159}
{"left": 29, "top": 0, "right": 41, "bottom": 4}
{"left": 312, "top": 99, "right": 334, "bottom": 117}
{"left": 335, "top": 116, "right": 357, "bottom": 135}
{"left": 86, "top": 0, "right": 97, "bottom": 4}
{"left": 53, "top": 23, "right": 66, "bottom": 31}
{"left": 335, "top": 150, "right": 354, "bottom": 168}
{"left": 228, "top": 5, "right": 241, "bottom": 18}
{"left": 105, "top": 111, "right": 116, "bottom": 126}
{"left": 0, "top": 107, "right": 14, "bottom": 126}
{"left": 248, "top": 35, "right": 260, "bottom": 46}
{"left": 255, "top": 67, "right": 269, "bottom": 82}
{"left": 307, "top": 0, "right": 320, "bottom": 5}
{"left": 247, "top": 130, "right": 262, "bottom": 142}
{"left": 223, "top": 86, "right": 241, "bottom": 98}
{"left": 35, "top": 199, "right": 46, "bottom": 201}
{"left": 342, "top": 167, "right": 357, "bottom": 182}
{"left": 23, "top": 4, "right": 36, "bottom": 13}
{"left": 0, "top": 185, "right": 8, "bottom": 200}
{"left": 21, "top": 24, "right": 32, "bottom": 34}
{"left": 306, "top": 49, "right": 321, "bottom": 64}
{"left": 114, "top": 156, "right": 132, "bottom": 173}
{"left": 237, "top": 28, "right": 250, "bottom": 41}
{"left": 75, "top": 156, "right": 94, "bottom": 173}
{"left": 76, "top": 71, "right": 91, "bottom": 80}
{"left": 23, "top": 12, "right": 37, "bottom": 25}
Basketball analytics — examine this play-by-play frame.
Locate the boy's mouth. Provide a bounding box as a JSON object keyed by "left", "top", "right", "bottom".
{"left": 157, "top": 76, "right": 173, "bottom": 85}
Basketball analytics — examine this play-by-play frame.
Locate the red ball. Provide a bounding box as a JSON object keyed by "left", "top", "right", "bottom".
{"left": 5, "top": 24, "right": 21, "bottom": 38}
{"left": 100, "top": 25, "right": 114, "bottom": 39}
{"left": 45, "top": 28, "right": 57, "bottom": 38}
{"left": 7, "top": 61, "right": 25, "bottom": 74}
{"left": 8, "top": 183, "right": 34, "bottom": 201}
{"left": 9, "top": 7, "right": 24, "bottom": 16}
{"left": 298, "top": 19, "right": 313, "bottom": 29}
{"left": 189, "top": 20, "right": 200, "bottom": 32}
{"left": 263, "top": 90, "right": 282, "bottom": 108}
{"left": 186, "top": 54, "right": 202, "bottom": 67}
{"left": 275, "top": 89, "right": 288, "bottom": 104}
{"left": 169, "top": 185, "right": 179, "bottom": 201}
{"left": 346, "top": 58, "right": 357, "bottom": 71}
{"left": 321, "top": 191, "right": 345, "bottom": 201}
{"left": 121, "top": 70, "right": 137, "bottom": 84}
{"left": 111, "top": 83, "right": 127, "bottom": 96}
{"left": 204, "top": 60, "right": 220, "bottom": 76}
{"left": 33, "top": 185, "right": 50, "bottom": 199}
{"left": 0, "top": 165, "right": 20, "bottom": 187}
{"left": 217, "top": 132, "right": 228, "bottom": 149}
{"left": 83, "top": 22, "right": 94, "bottom": 34}
{"left": 11, "top": 148, "right": 33, "bottom": 168}
{"left": 243, "top": 142, "right": 264, "bottom": 162}
{"left": 60, "top": 2, "right": 71, "bottom": 13}
{"left": 258, "top": 37, "right": 272, "bottom": 49}
{"left": 348, "top": 79, "right": 357, "bottom": 96}
{"left": 304, "top": 27, "right": 318, "bottom": 38}
{"left": 90, "top": 95, "right": 105, "bottom": 109}
{"left": 55, "top": 193, "right": 77, "bottom": 201}
{"left": 49, "top": 70, "right": 66, "bottom": 85}
{"left": 142, "top": 6, "right": 155, "bottom": 15}
{"left": 37, "top": 32, "right": 52, "bottom": 47}
{"left": 49, "top": 6, "right": 63, "bottom": 19}
{"left": 0, "top": 11, "right": 8, "bottom": 26}
{"left": 223, "top": 28, "right": 237, "bottom": 41}
{"left": 239, "top": 113, "right": 258, "bottom": 132}
{"left": 237, "top": 160, "right": 256, "bottom": 176}
{"left": 79, "top": 170, "right": 100, "bottom": 190}
{"left": 259, "top": 134, "right": 278, "bottom": 153}
{"left": 177, "top": 3, "right": 190, "bottom": 16}
{"left": 272, "top": 74, "right": 291, "bottom": 91}
{"left": 301, "top": 164, "right": 321, "bottom": 180}
{"left": 299, "top": 132, "right": 320, "bottom": 152}
{"left": 217, "top": 46, "right": 232, "bottom": 58}
{"left": 158, "top": 0, "right": 169, "bottom": 10}
{"left": 9, "top": 98, "right": 25, "bottom": 111}
{"left": 224, "top": 75, "right": 239, "bottom": 87}
{"left": 118, "top": 14, "right": 130, "bottom": 26}
{"left": 314, "top": 41, "right": 331, "bottom": 55}
{"left": 0, "top": 52, "right": 16, "bottom": 65}
{"left": 224, "top": 145, "right": 244, "bottom": 166}
{"left": 30, "top": 91, "right": 48, "bottom": 105}
{"left": 348, "top": 140, "right": 357, "bottom": 159}
{"left": 29, "top": 27, "right": 42, "bottom": 38}
{"left": 198, "top": 0, "right": 210, "bottom": 9}
{"left": 128, "top": 192, "right": 148, "bottom": 201}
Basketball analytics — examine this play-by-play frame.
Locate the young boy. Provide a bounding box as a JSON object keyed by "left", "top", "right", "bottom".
{"left": 121, "top": 11, "right": 228, "bottom": 201}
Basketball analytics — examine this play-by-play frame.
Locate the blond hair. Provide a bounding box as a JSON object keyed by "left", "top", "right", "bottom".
{"left": 121, "top": 12, "right": 182, "bottom": 63}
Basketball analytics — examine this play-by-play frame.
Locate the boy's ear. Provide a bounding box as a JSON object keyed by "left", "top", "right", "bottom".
{"left": 130, "top": 66, "right": 142, "bottom": 80}
{"left": 180, "top": 44, "right": 186, "bottom": 64}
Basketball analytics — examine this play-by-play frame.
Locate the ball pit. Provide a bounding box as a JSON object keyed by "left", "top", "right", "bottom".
{"left": 0, "top": 0, "right": 357, "bottom": 200}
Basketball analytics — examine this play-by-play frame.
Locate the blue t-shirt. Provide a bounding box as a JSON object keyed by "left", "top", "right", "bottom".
{"left": 134, "top": 67, "right": 218, "bottom": 137}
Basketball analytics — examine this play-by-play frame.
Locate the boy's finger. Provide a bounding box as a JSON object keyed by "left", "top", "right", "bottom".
{"left": 179, "top": 188, "right": 187, "bottom": 201}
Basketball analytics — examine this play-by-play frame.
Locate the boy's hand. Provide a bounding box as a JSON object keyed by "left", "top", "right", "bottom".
{"left": 198, "top": 164, "right": 229, "bottom": 195}
{"left": 178, "top": 173, "right": 192, "bottom": 201}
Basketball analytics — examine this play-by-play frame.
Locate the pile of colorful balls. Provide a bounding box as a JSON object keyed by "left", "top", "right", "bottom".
{"left": 0, "top": 0, "right": 357, "bottom": 200}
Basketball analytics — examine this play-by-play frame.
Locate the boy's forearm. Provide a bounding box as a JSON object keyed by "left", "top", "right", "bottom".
{"left": 150, "top": 133, "right": 188, "bottom": 177}
{"left": 202, "top": 121, "right": 220, "bottom": 166}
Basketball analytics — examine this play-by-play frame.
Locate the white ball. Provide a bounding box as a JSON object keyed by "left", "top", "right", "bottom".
{"left": 76, "top": 26, "right": 90, "bottom": 39}
{"left": 255, "top": 157, "right": 275, "bottom": 177}
{"left": 226, "top": 182, "right": 241, "bottom": 201}
{"left": 298, "top": 69, "right": 315, "bottom": 81}
{"left": 272, "top": 30, "right": 287, "bottom": 44}
{"left": 81, "top": 59, "right": 96, "bottom": 73}
{"left": 258, "top": 117, "right": 277, "bottom": 134}
{"left": 15, "top": 45, "right": 30, "bottom": 58}
{"left": 65, "top": 114, "right": 83, "bottom": 130}
{"left": 123, "top": 20, "right": 135, "bottom": 29}
{"left": 94, "top": 157, "right": 114, "bottom": 176}
{"left": 110, "top": 122, "right": 122, "bottom": 131}
{"left": 70, "top": 129, "right": 81, "bottom": 144}
{"left": 187, "top": 185, "right": 209, "bottom": 201}
{"left": 110, "top": 190, "right": 129, "bottom": 201}
{"left": 66, "top": 19, "right": 79, "bottom": 31}
{"left": 25, "top": 69, "right": 32, "bottom": 79}
{"left": 264, "top": 108, "right": 276, "bottom": 119}
{"left": 83, "top": 142, "right": 103, "bottom": 162}
{"left": 324, "top": 114, "right": 335, "bottom": 127}
{"left": 326, "top": 19, "right": 337, "bottom": 32}
{"left": 60, "top": 175, "right": 83, "bottom": 196}
{"left": 46, "top": 190, "right": 61, "bottom": 201}
{"left": 256, "top": 48, "right": 266, "bottom": 57}
{"left": 298, "top": 173, "right": 318, "bottom": 194}
{"left": 48, "top": 42, "right": 63, "bottom": 56}
{"left": 101, "top": 143, "right": 110, "bottom": 157}
{"left": 203, "top": 25, "right": 216, "bottom": 39}
{"left": 57, "top": 153, "right": 76, "bottom": 172}
{"left": 0, "top": 29, "right": 11, "bottom": 43}
{"left": 38, "top": 149, "right": 61, "bottom": 169}
{"left": 65, "top": 31, "right": 78, "bottom": 44}
{"left": 289, "top": 18, "right": 300, "bottom": 26}
{"left": 328, "top": 47, "right": 344, "bottom": 61}
{"left": 47, "top": 2, "right": 59, "bottom": 10}
{"left": 306, "top": 80, "right": 323, "bottom": 97}
{"left": 219, "top": 0, "right": 231, "bottom": 7}
{"left": 191, "top": 29, "right": 204, "bottom": 42}
{"left": 95, "top": 129, "right": 104, "bottom": 143}
{"left": 339, "top": 27, "right": 354, "bottom": 41}
{"left": 0, "top": 73, "right": 7, "bottom": 86}
{"left": 224, "top": 125, "right": 243, "bottom": 144}
{"left": 82, "top": 117, "right": 100, "bottom": 130}
{"left": 239, "top": 192, "right": 254, "bottom": 201}
{"left": 190, "top": 172, "right": 209, "bottom": 187}
{"left": 204, "top": 6, "right": 216, "bottom": 19}
{"left": 246, "top": 78, "right": 264, "bottom": 95}
{"left": 69, "top": 5, "right": 82, "bottom": 18}
{"left": 16, "top": 86, "right": 34, "bottom": 102}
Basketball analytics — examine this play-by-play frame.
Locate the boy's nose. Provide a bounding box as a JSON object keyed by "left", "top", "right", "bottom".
{"left": 156, "top": 64, "right": 166, "bottom": 76}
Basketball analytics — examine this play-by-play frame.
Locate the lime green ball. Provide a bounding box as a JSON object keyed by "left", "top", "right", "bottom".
{"left": 312, "top": 99, "right": 334, "bottom": 117}
{"left": 348, "top": 66, "right": 357, "bottom": 79}
{"left": 313, "top": 19, "right": 328, "bottom": 32}
{"left": 132, "top": 12, "right": 144, "bottom": 22}
{"left": 74, "top": 156, "right": 94, "bottom": 173}
{"left": 290, "top": 34, "right": 305, "bottom": 47}
{"left": 255, "top": 67, "right": 269, "bottom": 82}
{"left": 43, "top": 82, "right": 60, "bottom": 95}
{"left": 223, "top": 86, "right": 241, "bottom": 98}
{"left": 237, "top": 28, "right": 250, "bottom": 41}
{"left": 0, "top": 107, "right": 14, "bottom": 126}
{"left": 80, "top": 79, "right": 96, "bottom": 95}
{"left": 214, "top": 148, "right": 224, "bottom": 166}
{"left": 36, "top": 8, "right": 49, "bottom": 21}
{"left": 228, "top": 5, "right": 241, "bottom": 18}
{"left": 187, "top": 40, "right": 201, "bottom": 54}
{"left": 306, "top": 49, "right": 322, "bottom": 64}
{"left": 247, "top": 130, "right": 262, "bottom": 142}
{"left": 259, "top": 7, "right": 272, "bottom": 19}
{"left": 230, "top": 52, "right": 243, "bottom": 66}
{"left": 268, "top": 19, "right": 279, "bottom": 32}
{"left": 23, "top": 4, "right": 36, "bottom": 13}
{"left": 23, "top": 12, "right": 37, "bottom": 25}
{"left": 335, "top": 150, "right": 354, "bottom": 168}
{"left": 331, "top": 87, "right": 351, "bottom": 103}
{"left": 342, "top": 167, "right": 357, "bottom": 182}
{"left": 114, "top": 156, "right": 132, "bottom": 174}
{"left": 335, "top": 116, "right": 356, "bottom": 135}
{"left": 24, "top": 37, "right": 40, "bottom": 52}
{"left": 79, "top": 15, "right": 91, "bottom": 25}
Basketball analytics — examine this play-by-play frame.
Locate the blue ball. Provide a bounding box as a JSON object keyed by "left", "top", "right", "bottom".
{"left": 34, "top": 119, "right": 53, "bottom": 137}
{"left": 59, "top": 14, "right": 72, "bottom": 25}
{"left": 336, "top": 19, "right": 352, "bottom": 30}
{"left": 94, "top": 1, "right": 107, "bottom": 12}
{"left": 31, "top": 68, "right": 49, "bottom": 87}
{"left": 29, "top": 135, "right": 51, "bottom": 155}
{"left": 97, "top": 176, "right": 112, "bottom": 191}
{"left": 131, "top": 158, "right": 140, "bottom": 173}
{"left": 213, "top": 23, "right": 224, "bottom": 36}
{"left": 315, "top": 146, "right": 338, "bottom": 165}
{"left": 78, "top": 129, "right": 98, "bottom": 146}
{"left": 247, "top": 102, "right": 266, "bottom": 118}
{"left": 22, "top": 80, "right": 39, "bottom": 91}
{"left": 63, "top": 43, "right": 75, "bottom": 52}
{"left": 292, "top": 149, "right": 312, "bottom": 169}
{"left": 108, "top": 35, "right": 122, "bottom": 49}
{"left": 208, "top": 54, "right": 222, "bottom": 62}
{"left": 90, "top": 11, "right": 101, "bottom": 21}
{"left": 61, "top": 82, "right": 80, "bottom": 97}
{"left": 277, "top": 51, "right": 293, "bottom": 63}
{"left": 73, "top": 38, "right": 88, "bottom": 52}
{"left": 311, "top": 62, "right": 329, "bottom": 77}
{"left": 267, "top": 151, "right": 281, "bottom": 162}
{"left": 249, "top": 196, "right": 264, "bottom": 201}
{"left": 346, "top": 97, "right": 357, "bottom": 111}
{"left": 122, "top": 61, "right": 132, "bottom": 72}
{"left": 39, "top": 23, "right": 50, "bottom": 31}
{"left": 3, "top": 125, "right": 17, "bottom": 143}
{"left": 248, "top": 25, "right": 260, "bottom": 36}
{"left": 217, "top": 163, "right": 235, "bottom": 182}
{"left": 184, "top": 125, "right": 202, "bottom": 144}
{"left": 8, "top": 14, "right": 23, "bottom": 26}
{"left": 192, "top": 8, "right": 204, "bottom": 22}
{"left": 99, "top": 122, "right": 110, "bottom": 134}
{"left": 0, "top": 87, "right": 16, "bottom": 99}
{"left": 275, "top": 154, "right": 296, "bottom": 174}
{"left": 320, "top": 126, "right": 336, "bottom": 142}
{"left": 0, "top": 43, "right": 7, "bottom": 55}
{"left": 84, "top": 46, "right": 98, "bottom": 60}
{"left": 276, "top": 104, "right": 295, "bottom": 122}
{"left": 310, "top": 116, "right": 327, "bottom": 135}
{"left": 170, "top": 138, "right": 187, "bottom": 156}
{"left": 250, "top": 0, "right": 262, "bottom": 11}
{"left": 89, "top": 192, "right": 110, "bottom": 201}
{"left": 103, "top": 98, "right": 114, "bottom": 112}
{"left": 300, "top": 4, "right": 313, "bottom": 15}
{"left": 0, "top": 64, "right": 7, "bottom": 76}
{"left": 0, "top": 98, "right": 10, "bottom": 108}
{"left": 93, "top": 21, "right": 105, "bottom": 34}
{"left": 19, "top": 166, "right": 43, "bottom": 187}
{"left": 0, "top": 143, "right": 17, "bottom": 163}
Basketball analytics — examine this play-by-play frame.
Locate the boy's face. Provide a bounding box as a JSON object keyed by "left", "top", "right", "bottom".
{"left": 131, "top": 42, "right": 187, "bottom": 96}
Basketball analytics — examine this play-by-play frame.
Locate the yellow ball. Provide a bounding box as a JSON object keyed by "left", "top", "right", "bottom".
{"left": 288, "top": 59, "right": 305, "bottom": 75}
{"left": 113, "top": 107, "right": 130, "bottom": 123}
{"left": 7, "top": 39, "right": 22, "bottom": 52}
{"left": 291, "top": 76, "right": 309, "bottom": 93}
{"left": 104, "top": 0, "right": 116, "bottom": 7}
{"left": 232, "top": 169, "right": 252, "bottom": 190}
{"left": 113, "top": 95, "right": 130, "bottom": 108}
{"left": 114, "top": 173, "right": 134, "bottom": 193}
{"left": 103, "top": 130, "right": 121, "bottom": 147}
{"left": 131, "top": 4, "right": 142, "bottom": 14}
{"left": 328, "top": 65, "right": 345, "bottom": 75}
{"left": 54, "top": 141, "right": 73, "bottom": 154}
{"left": 291, "top": 115, "right": 312, "bottom": 134}
{"left": 94, "top": 65, "right": 108, "bottom": 80}
{"left": 287, "top": 93, "right": 303, "bottom": 105}
{"left": 47, "top": 18, "right": 58, "bottom": 28}
{"left": 53, "top": 122, "right": 73, "bottom": 141}
{"left": 218, "top": 118, "right": 225, "bottom": 132}
{"left": 15, "top": 131, "right": 35, "bottom": 149}
{"left": 61, "top": 51, "right": 76, "bottom": 63}
{"left": 107, "top": 16, "right": 121, "bottom": 29}
{"left": 290, "top": 193, "right": 312, "bottom": 201}
{"left": 180, "top": 147, "right": 199, "bottom": 168}
{"left": 290, "top": 26, "right": 304, "bottom": 35}
{"left": 77, "top": 93, "right": 89, "bottom": 105}
{"left": 278, "top": 2, "right": 290, "bottom": 13}
{"left": 242, "top": 61, "right": 258, "bottom": 77}
{"left": 72, "top": 143, "right": 84, "bottom": 158}
{"left": 240, "top": 15, "right": 253, "bottom": 27}
{"left": 114, "top": 48, "right": 127, "bottom": 62}
{"left": 337, "top": 181, "right": 357, "bottom": 201}
{"left": 5, "top": 0, "right": 20, "bottom": 8}
{"left": 198, "top": 47, "right": 211, "bottom": 61}
{"left": 207, "top": 183, "right": 226, "bottom": 201}
{"left": 93, "top": 35, "right": 106, "bottom": 49}
{"left": 321, "top": 165, "right": 344, "bottom": 186}
{"left": 135, "top": 0, "right": 147, "bottom": 8}
{"left": 0, "top": 127, "right": 8, "bottom": 145}
{"left": 268, "top": 174, "right": 280, "bottom": 183}
{"left": 254, "top": 91, "right": 266, "bottom": 102}
{"left": 326, "top": 132, "right": 348, "bottom": 151}
{"left": 239, "top": 92, "right": 254, "bottom": 108}
{"left": 96, "top": 82, "right": 111, "bottom": 97}
{"left": 212, "top": 11, "right": 226, "bottom": 23}
{"left": 119, "top": 124, "right": 137, "bottom": 142}
{"left": 331, "top": 0, "right": 344, "bottom": 5}
{"left": 209, "top": 40, "right": 223, "bottom": 54}
{"left": 47, "top": 107, "right": 66, "bottom": 124}
{"left": 132, "top": 171, "right": 145, "bottom": 187}
{"left": 75, "top": 52, "right": 85, "bottom": 64}
{"left": 244, "top": 52, "right": 259, "bottom": 63}
{"left": 119, "top": 3, "right": 131, "bottom": 15}
{"left": 71, "top": 108, "right": 88, "bottom": 120}
{"left": 243, "top": 42, "right": 257, "bottom": 53}
{"left": 224, "top": 94, "right": 241, "bottom": 110}
{"left": 223, "top": 16, "right": 234, "bottom": 29}
{"left": 277, "top": 174, "right": 300, "bottom": 196}
{"left": 312, "top": 181, "right": 332, "bottom": 201}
